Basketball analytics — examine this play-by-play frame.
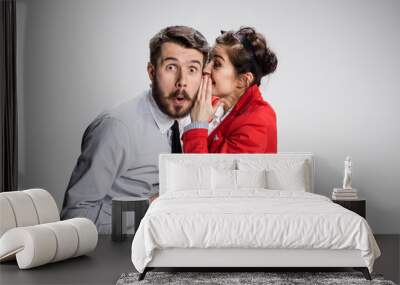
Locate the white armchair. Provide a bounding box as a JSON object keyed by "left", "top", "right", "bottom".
{"left": 0, "top": 189, "right": 98, "bottom": 269}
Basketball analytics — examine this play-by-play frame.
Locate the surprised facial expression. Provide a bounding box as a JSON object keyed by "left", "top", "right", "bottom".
{"left": 149, "top": 42, "right": 204, "bottom": 118}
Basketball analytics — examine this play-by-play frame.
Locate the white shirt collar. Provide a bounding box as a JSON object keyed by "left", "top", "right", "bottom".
{"left": 208, "top": 105, "right": 232, "bottom": 134}
{"left": 213, "top": 105, "right": 232, "bottom": 124}
{"left": 146, "top": 90, "right": 190, "bottom": 134}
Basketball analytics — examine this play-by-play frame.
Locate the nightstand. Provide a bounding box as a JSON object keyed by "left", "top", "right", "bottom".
{"left": 332, "top": 199, "right": 366, "bottom": 218}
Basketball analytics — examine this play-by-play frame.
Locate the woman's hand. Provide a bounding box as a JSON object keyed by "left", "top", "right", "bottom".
{"left": 191, "top": 75, "right": 222, "bottom": 122}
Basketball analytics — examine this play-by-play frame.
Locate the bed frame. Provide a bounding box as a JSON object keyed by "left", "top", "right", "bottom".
{"left": 140, "top": 248, "right": 371, "bottom": 280}
{"left": 138, "top": 153, "right": 372, "bottom": 281}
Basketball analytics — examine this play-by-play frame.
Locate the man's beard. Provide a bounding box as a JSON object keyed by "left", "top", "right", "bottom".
{"left": 151, "top": 78, "right": 196, "bottom": 119}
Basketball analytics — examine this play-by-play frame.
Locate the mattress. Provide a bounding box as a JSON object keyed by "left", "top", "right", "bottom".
{"left": 131, "top": 189, "right": 380, "bottom": 273}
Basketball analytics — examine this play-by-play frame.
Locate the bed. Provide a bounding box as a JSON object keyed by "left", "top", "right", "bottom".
{"left": 131, "top": 153, "right": 381, "bottom": 280}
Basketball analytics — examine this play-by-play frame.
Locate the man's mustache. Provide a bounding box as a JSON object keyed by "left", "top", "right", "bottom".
{"left": 168, "top": 89, "right": 191, "bottom": 100}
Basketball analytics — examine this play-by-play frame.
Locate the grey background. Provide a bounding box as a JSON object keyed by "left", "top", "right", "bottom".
{"left": 16, "top": 0, "right": 400, "bottom": 234}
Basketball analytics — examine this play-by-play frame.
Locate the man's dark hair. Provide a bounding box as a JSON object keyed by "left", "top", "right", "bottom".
{"left": 149, "top": 26, "right": 210, "bottom": 67}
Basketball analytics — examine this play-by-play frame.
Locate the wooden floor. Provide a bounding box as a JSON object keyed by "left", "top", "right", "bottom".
{"left": 0, "top": 235, "right": 398, "bottom": 285}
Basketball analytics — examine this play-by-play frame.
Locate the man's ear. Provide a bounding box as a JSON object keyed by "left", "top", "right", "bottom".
{"left": 237, "top": 72, "right": 254, "bottom": 89}
{"left": 147, "top": 62, "right": 155, "bottom": 82}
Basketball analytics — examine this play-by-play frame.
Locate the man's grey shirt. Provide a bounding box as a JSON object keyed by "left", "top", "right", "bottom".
{"left": 60, "top": 90, "right": 189, "bottom": 233}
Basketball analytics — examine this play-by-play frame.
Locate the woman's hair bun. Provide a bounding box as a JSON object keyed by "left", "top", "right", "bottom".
{"left": 216, "top": 26, "right": 278, "bottom": 86}
{"left": 240, "top": 27, "right": 277, "bottom": 76}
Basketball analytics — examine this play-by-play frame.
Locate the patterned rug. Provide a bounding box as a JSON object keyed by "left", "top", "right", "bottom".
{"left": 116, "top": 271, "right": 396, "bottom": 285}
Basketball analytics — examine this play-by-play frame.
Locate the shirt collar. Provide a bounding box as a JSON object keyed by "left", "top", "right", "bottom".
{"left": 213, "top": 104, "right": 232, "bottom": 123}
{"left": 146, "top": 90, "right": 190, "bottom": 134}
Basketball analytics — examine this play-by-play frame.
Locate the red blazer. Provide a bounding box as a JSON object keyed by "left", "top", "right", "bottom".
{"left": 182, "top": 85, "right": 277, "bottom": 153}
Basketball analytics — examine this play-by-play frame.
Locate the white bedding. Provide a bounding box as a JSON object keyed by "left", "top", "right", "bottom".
{"left": 131, "top": 190, "right": 380, "bottom": 273}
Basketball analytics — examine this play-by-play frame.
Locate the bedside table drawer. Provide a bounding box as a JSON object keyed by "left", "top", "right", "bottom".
{"left": 332, "top": 199, "right": 366, "bottom": 218}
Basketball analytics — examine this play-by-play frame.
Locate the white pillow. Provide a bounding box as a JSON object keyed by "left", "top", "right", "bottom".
{"left": 212, "top": 168, "right": 237, "bottom": 190}
{"left": 236, "top": 169, "right": 268, "bottom": 189}
{"left": 238, "top": 159, "right": 309, "bottom": 191}
{"left": 211, "top": 168, "right": 268, "bottom": 190}
{"left": 266, "top": 161, "right": 306, "bottom": 191}
{"left": 167, "top": 162, "right": 212, "bottom": 192}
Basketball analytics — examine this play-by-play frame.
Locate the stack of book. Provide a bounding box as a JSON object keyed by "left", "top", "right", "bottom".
{"left": 332, "top": 188, "right": 358, "bottom": 200}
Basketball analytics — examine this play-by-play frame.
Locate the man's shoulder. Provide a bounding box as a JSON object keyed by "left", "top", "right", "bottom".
{"left": 83, "top": 114, "right": 130, "bottom": 146}
{"left": 105, "top": 91, "right": 150, "bottom": 122}
{"left": 83, "top": 91, "right": 151, "bottom": 140}
{"left": 90, "top": 91, "right": 153, "bottom": 131}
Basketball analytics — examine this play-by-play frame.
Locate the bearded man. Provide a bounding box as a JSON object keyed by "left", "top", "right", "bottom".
{"left": 61, "top": 26, "right": 209, "bottom": 234}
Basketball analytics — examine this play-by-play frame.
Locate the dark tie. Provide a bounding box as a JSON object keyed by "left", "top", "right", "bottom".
{"left": 171, "top": 120, "right": 182, "bottom": 153}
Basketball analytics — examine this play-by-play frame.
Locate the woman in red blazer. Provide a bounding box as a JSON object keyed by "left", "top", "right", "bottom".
{"left": 182, "top": 27, "right": 278, "bottom": 153}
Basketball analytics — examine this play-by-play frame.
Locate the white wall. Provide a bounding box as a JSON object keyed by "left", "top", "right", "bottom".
{"left": 16, "top": 0, "right": 400, "bottom": 233}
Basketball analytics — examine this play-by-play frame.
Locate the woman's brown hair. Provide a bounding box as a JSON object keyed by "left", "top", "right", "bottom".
{"left": 216, "top": 27, "right": 277, "bottom": 86}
